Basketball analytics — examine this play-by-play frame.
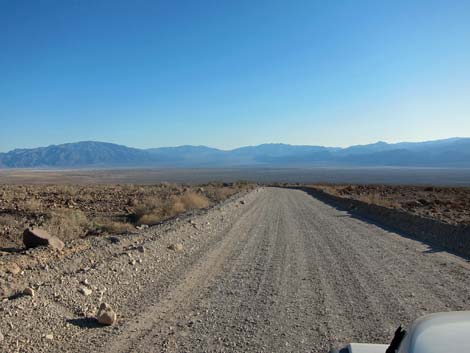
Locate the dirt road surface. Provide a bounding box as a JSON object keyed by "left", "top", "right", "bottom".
{"left": 1, "top": 187, "right": 469, "bottom": 353}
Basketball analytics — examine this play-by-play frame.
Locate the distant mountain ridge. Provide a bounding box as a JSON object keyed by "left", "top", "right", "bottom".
{"left": 0, "top": 138, "right": 469, "bottom": 168}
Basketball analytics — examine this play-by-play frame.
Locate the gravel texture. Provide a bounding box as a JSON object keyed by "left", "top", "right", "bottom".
{"left": 1, "top": 187, "right": 469, "bottom": 352}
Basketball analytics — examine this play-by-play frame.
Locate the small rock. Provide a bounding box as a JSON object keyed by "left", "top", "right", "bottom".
{"left": 96, "top": 303, "right": 117, "bottom": 325}
{"left": 45, "top": 334, "right": 53, "bottom": 340}
{"left": 23, "top": 228, "right": 64, "bottom": 251}
{"left": 79, "top": 287, "right": 92, "bottom": 296}
{"left": 0, "top": 330, "right": 3, "bottom": 342}
{"left": 168, "top": 243, "right": 183, "bottom": 252}
{"left": 23, "top": 287, "right": 35, "bottom": 297}
{"left": 136, "top": 245, "right": 145, "bottom": 253}
{"left": 108, "top": 236, "right": 120, "bottom": 244}
{"left": 81, "top": 279, "right": 89, "bottom": 286}
{"left": 240, "top": 200, "right": 246, "bottom": 205}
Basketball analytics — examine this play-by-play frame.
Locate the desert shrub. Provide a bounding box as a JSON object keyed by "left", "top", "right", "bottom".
{"left": 0, "top": 214, "right": 17, "bottom": 227}
{"left": 178, "top": 192, "right": 209, "bottom": 209}
{"left": 213, "top": 187, "right": 236, "bottom": 201}
{"left": 131, "top": 196, "right": 162, "bottom": 222}
{"left": 59, "top": 185, "right": 80, "bottom": 197}
{"left": 23, "top": 198, "right": 43, "bottom": 212}
{"left": 136, "top": 213, "right": 163, "bottom": 226}
{"left": 44, "top": 208, "right": 88, "bottom": 241}
{"left": 92, "top": 218, "right": 135, "bottom": 234}
{"left": 132, "top": 192, "right": 210, "bottom": 225}
{"left": 316, "top": 184, "right": 340, "bottom": 196}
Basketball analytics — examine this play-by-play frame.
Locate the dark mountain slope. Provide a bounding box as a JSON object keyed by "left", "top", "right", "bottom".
{"left": 0, "top": 141, "right": 152, "bottom": 168}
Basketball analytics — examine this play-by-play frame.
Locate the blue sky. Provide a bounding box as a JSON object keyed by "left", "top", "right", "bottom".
{"left": 1, "top": 0, "right": 469, "bottom": 152}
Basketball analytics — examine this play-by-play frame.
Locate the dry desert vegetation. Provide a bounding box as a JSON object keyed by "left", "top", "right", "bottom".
{"left": 311, "top": 184, "right": 470, "bottom": 225}
{"left": 0, "top": 182, "right": 254, "bottom": 251}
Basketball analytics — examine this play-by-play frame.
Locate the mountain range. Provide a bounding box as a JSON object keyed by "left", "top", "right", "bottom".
{"left": 0, "top": 138, "right": 469, "bottom": 168}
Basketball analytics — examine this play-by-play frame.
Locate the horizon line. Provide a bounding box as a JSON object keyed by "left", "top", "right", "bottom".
{"left": 0, "top": 136, "right": 468, "bottom": 154}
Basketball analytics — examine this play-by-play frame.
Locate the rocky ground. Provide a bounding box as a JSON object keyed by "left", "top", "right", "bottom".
{"left": 1, "top": 187, "right": 469, "bottom": 353}
{"left": 0, "top": 182, "right": 253, "bottom": 250}
{"left": 311, "top": 184, "right": 470, "bottom": 225}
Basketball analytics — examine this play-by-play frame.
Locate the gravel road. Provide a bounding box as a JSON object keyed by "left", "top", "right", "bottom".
{"left": 1, "top": 187, "right": 470, "bottom": 353}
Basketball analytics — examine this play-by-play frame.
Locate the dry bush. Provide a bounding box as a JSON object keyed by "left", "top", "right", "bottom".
{"left": 23, "top": 198, "right": 43, "bottom": 212}
{"left": 211, "top": 187, "right": 236, "bottom": 201}
{"left": 59, "top": 185, "right": 80, "bottom": 197}
{"left": 136, "top": 213, "right": 164, "bottom": 226}
{"left": 92, "top": 218, "right": 135, "bottom": 234}
{"left": 133, "top": 192, "right": 210, "bottom": 226}
{"left": 356, "top": 193, "right": 400, "bottom": 208}
{"left": 44, "top": 208, "right": 88, "bottom": 241}
{"left": 316, "top": 184, "right": 340, "bottom": 196}
{"left": 178, "top": 192, "right": 209, "bottom": 209}
{"left": 0, "top": 214, "right": 17, "bottom": 227}
{"left": 132, "top": 196, "right": 162, "bottom": 223}
{"left": 316, "top": 184, "right": 400, "bottom": 209}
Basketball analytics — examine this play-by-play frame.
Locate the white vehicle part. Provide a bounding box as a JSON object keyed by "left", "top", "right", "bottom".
{"left": 398, "top": 311, "right": 470, "bottom": 353}
{"left": 347, "top": 343, "right": 387, "bottom": 353}
{"left": 332, "top": 311, "right": 470, "bottom": 353}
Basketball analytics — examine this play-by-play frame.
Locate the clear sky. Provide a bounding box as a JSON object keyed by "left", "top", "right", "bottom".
{"left": 1, "top": 0, "right": 469, "bottom": 152}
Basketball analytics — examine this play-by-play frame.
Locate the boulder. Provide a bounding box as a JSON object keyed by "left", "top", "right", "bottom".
{"left": 23, "top": 228, "right": 64, "bottom": 251}
{"left": 96, "top": 303, "right": 117, "bottom": 325}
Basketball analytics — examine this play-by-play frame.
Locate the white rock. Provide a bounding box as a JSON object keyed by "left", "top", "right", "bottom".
{"left": 45, "top": 334, "right": 53, "bottom": 340}
{"left": 79, "top": 287, "right": 92, "bottom": 296}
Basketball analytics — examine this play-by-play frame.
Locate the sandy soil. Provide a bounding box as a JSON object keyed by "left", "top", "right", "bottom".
{"left": 1, "top": 187, "right": 469, "bottom": 352}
